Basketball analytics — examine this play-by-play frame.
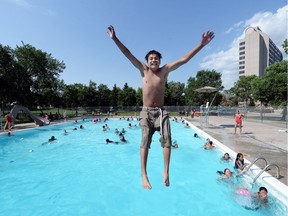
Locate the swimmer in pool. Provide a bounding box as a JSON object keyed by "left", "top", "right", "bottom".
{"left": 48, "top": 136, "right": 57, "bottom": 142}
{"left": 106, "top": 138, "right": 119, "bottom": 144}
{"left": 218, "top": 168, "right": 233, "bottom": 179}
{"left": 255, "top": 186, "right": 268, "bottom": 204}
{"left": 204, "top": 140, "right": 215, "bottom": 150}
{"left": 221, "top": 153, "right": 231, "bottom": 161}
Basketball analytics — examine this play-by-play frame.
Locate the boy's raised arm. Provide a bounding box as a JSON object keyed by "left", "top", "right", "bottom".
{"left": 107, "top": 25, "right": 146, "bottom": 73}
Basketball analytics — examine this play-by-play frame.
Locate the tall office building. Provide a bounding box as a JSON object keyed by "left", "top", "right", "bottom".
{"left": 238, "top": 26, "right": 283, "bottom": 77}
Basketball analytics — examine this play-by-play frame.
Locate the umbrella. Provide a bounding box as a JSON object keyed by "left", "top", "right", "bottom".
{"left": 195, "top": 86, "right": 219, "bottom": 127}
{"left": 195, "top": 86, "right": 218, "bottom": 93}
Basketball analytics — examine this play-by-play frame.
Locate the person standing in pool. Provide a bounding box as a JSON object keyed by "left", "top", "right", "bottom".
{"left": 107, "top": 25, "right": 214, "bottom": 189}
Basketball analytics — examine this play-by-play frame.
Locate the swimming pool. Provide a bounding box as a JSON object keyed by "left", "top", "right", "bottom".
{"left": 0, "top": 118, "right": 287, "bottom": 215}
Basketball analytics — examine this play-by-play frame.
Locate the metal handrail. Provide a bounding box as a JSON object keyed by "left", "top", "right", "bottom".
{"left": 253, "top": 163, "right": 280, "bottom": 183}
{"left": 246, "top": 157, "right": 268, "bottom": 171}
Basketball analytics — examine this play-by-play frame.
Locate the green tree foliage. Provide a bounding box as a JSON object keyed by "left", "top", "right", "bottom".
{"left": 252, "top": 60, "right": 287, "bottom": 106}
{"left": 282, "top": 39, "right": 288, "bottom": 54}
{"left": 83, "top": 81, "right": 98, "bottom": 107}
{"left": 0, "top": 43, "right": 65, "bottom": 107}
{"left": 232, "top": 75, "right": 257, "bottom": 105}
{"left": 62, "top": 83, "right": 86, "bottom": 108}
{"left": 110, "top": 84, "right": 121, "bottom": 107}
{"left": 185, "top": 70, "right": 223, "bottom": 106}
{"left": 135, "top": 88, "right": 143, "bottom": 106}
{"left": 118, "top": 83, "right": 137, "bottom": 106}
{"left": 97, "top": 84, "right": 111, "bottom": 107}
{"left": 0, "top": 45, "right": 20, "bottom": 104}
{"left": 164, "top": 81, "right": 185, "bottom": 106}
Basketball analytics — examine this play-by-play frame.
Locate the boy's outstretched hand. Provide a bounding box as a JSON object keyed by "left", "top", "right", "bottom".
{"left": 201, "top": 31, "right": 215, "bottom": 46}
{"left": 107, "top": 25, "right": 116, "bottom": 39}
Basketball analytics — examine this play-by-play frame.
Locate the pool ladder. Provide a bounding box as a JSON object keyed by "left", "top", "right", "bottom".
{"left": 246, "top": 157, "right": 281, "bottom": 183}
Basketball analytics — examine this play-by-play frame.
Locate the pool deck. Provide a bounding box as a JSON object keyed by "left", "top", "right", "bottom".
{"left": 185, "top": 115, "right": 288, "bottom": 186}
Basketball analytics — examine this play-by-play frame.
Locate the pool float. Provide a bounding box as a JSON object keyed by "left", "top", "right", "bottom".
{"left": 236, "top": 189, "right": 251, "bottom": 197}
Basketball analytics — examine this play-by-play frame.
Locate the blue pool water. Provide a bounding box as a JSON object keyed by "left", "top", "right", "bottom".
{"left": 0, "top": 118, "right": 286, "bottom": 216}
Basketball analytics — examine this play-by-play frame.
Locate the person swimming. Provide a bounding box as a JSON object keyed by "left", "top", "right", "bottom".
{"left": 119, "top": 133, "right": 127, "bottom": 142}
{"left": 235, "top": 186, "right": 268, "bottom": 210}
{"left": 48, "top": 136, "right": 57, "bottom": 142}
{"left": 106, "top": 138, "right": 119, "bottom": 144}
{"left": 42, "top": 136, "right": 57, "bottom": 146}
{"left": 217, "top": 168, "right": 233, "bottom": 179}
{"left": 204, "top": 140, "right": 215, "bottom": 150}
{"left": 221, "top": 153, "right": 231, "bottom": 161}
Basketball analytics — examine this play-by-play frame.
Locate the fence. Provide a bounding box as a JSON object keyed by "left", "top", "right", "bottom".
{"left": 1, "top": 105, "right": 287, "bottom": 128}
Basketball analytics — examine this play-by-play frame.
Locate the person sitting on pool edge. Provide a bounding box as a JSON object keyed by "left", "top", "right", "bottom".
{"left": 234, "top": 153, "right": 250, "bottom": 174}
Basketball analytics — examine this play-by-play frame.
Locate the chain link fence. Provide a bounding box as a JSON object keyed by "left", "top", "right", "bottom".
{"left": 1, "top": 105, "right": 287, "bottom": 128}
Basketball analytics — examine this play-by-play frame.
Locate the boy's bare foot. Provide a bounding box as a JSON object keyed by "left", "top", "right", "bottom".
{"left": 142, "top": 175, "right": 152, "bottom": 189}
{"left": 163, "top": 172, "right": 170, "bottom": 187}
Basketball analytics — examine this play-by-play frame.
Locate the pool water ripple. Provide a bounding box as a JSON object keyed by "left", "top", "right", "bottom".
{"left": 0, "top": 118, "right": 287, "bottom": 216}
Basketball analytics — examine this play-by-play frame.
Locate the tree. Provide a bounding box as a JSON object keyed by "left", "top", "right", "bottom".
{"left": 13, "top": 43, "right": 65, "bottom": 107}
{"left": 0, "top": 45, "right": 19, "bottom": 105}
{"left": 136, "top": 88, "right": 143, "bottom": 106}
{"left": 62, "top": 83, "right": 86, "bottom": 108}
{"left": 282, "top": 39, "right": 288, "bottom": 54}
{"left": 252, "top": 61, "right": 287, "bottom": 106}
{"left": 97, "top": 84, "right": 111, "bottom": 107}
{"left": 232, "top": 75, "right": 257, "bottom": 106}
{"left": 83, "top": 81, "right": 98, "bottom": 107}
{"left": 110, "top": 84, "right": 121, "bottom": 107}
{"left": 164, "top": 81, "right": 185, "bottom": 106}
{"left": 118, "top": 83, "right": 137, "bottom": 106}
{"left": 185, "top": 70, "right": 223, "bottom": 106}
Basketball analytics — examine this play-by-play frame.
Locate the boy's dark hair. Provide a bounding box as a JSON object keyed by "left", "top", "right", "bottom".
{"left": 145, "top": 50, "right": 162, "bottom": 62}
{"left": 259, "top": 187, "right": 268, "bottom": 193}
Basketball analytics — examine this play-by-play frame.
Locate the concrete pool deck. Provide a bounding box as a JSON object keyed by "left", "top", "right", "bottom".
{"left": 185, "top": 115, "right": 288, "bottom": 186}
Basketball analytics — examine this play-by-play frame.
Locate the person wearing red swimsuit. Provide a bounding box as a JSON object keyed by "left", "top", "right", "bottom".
{"left": 4, "top": 112, "right": 13, "bottom": 131}
{"left": 234, "top": 110, "right": 244, "bottom": 134}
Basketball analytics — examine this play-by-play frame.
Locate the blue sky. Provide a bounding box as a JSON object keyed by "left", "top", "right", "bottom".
{"left": 0, "top": 0, "right": 287, "bottom": 90}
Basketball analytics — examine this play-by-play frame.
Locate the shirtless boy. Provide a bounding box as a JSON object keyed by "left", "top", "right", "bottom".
{"left": 108, "top": 25, "right": 214, "bottom": 189}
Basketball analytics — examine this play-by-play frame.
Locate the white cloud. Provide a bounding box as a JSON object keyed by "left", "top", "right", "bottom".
{"left": 201, "top": 5, "right": 287, "bottom": 90}
{"left": 7, "top": 0, "right": 56, "bottom": 16}
{"left": 8, "top": 0, "right": 35, "bottom": 9}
